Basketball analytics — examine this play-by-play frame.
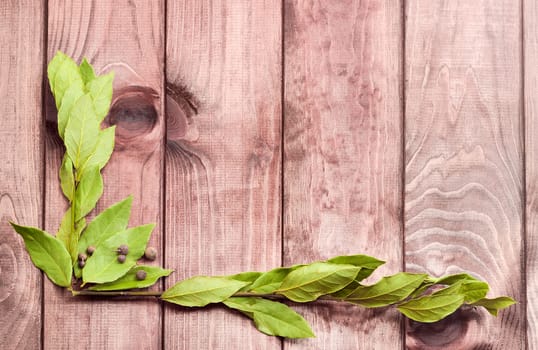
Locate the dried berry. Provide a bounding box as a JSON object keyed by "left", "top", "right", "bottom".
{"left": 117, "top": 254, "right": 127, "bottom": 263}
{"left": 86, "top": 245, "right": 96, "bottom": 255}
{"left": 78, "top": 253, "right": 87, "bottom": 261}
{"left": 136, "top": 270, "right": 147, "bottom": 280}
{"left": 144, "top": 247, "right": 157, "bottom": 261}
{"left": 116, "top": 244, "right": 129, "bottom": 255}
{"left": 78, "top": 260, "right": 86, "bottom": 268}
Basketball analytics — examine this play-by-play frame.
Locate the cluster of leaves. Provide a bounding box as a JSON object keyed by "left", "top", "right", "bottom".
{"left": 159, "top": 256, "right": 516, "bottom": 338}
{"left": 9, "top": 52, "right": 516, "bottom": 340}
{"left": 10, "top": 51, "right": 172, "bottom": 290}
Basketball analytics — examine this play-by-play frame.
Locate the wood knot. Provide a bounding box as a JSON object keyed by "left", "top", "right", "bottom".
{"left": 406, "top": 308, "right": 478, "bottom": 349}
{"left": 107, "top": 86, "right": 159, "bottom": 140}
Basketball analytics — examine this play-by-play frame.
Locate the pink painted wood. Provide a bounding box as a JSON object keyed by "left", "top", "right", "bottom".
{"left": 164, "top": 1, "right": 282, "bottom": 349}
{"left": 405, "top": 1, "right": 524, "bottom": 348}
{"left": 0, "top": 1, "right": 45, "bottom": 348}
{"left": 283, "top": 1, "right": 404, "bottom": 349}
{"left": 43, "top": 1, "right": 165, "bottom": 348}
{"left": 1, "top": 1, "right": 534, "bottom": 349}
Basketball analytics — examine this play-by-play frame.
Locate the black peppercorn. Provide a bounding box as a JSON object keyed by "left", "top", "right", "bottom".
{"left": 86, "top": 245, "right": 96, "bottom": 255}
{"left": 116, "top": 244, "right": 129, "bottom": 255}
{"left": 144, "top": 247, "right": 157, "bottom": 261}
{"left": 136, "top": 270, "right": 147, "bottom": 280}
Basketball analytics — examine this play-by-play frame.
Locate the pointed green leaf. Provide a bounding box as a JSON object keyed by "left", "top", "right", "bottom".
{"left": 64, "top": 94, "right": 100, "bottom": 171}
{"left": 227, "top": 271, "right": 263, "bottom": 292}
{"left": 74, "top": 165, "right": 103, "bottom": 221}
{"left": 276, "top": 262, "right": 360, "bottom": 302}
{"left": 397, "top": 294, "right": 465, "bottom": 323}
{"left": 10, "top": 223, "right": 72, "bottom": 287}
{"left": 327, "top": 254, "right": 384, "bottom": 269}
{"left": 327, "top": 255, "right": 385, "bottom": 281}
{"left": 59, "top": 153, "right": 75, "bottom": 201}
{"left": 248, "top": 267, "right": 296, "bottom": 294}
{"left": 341, "top": 272, "right": 428, "bottom": 307}
{"left": 330, "top": 280, "right": 362, "bottom": 299}
{"left": 228, "top": 271, "right": 263, "bottom": 283}
{"left": 460, "top": 281, "right": 489, "bottom": 303}
{"left": 77, "top": 196, "right": 132, "bottom": 262}
{"left": 161, "top": 276, "right": 248, "bottom": 307}
{"left": 47, "top": 51, "right": 84, "bottom": 109}
{"left": 431, "top": 279, "right": 489, "bottom": 304}
{"left": 82, "top": 224, "right": 154, "bottom": 284}
{"left": 223, "top": 297, "right": 315, "bottom": 338}
{"left": 79, "top": 58, "right": 96, "bottom": 84}
{"left": 57, "top": 84, "right": 85, "bottom": 139}
{"left": 56, "top": 208, "right": 72, "bottom": 251}
{"left": 79, "top": 126, "right": 116, "bottom": 175}
{"left": 471, "top": 297, "right": 517, "bottom": 316}
{"left": 87, "top": 72, "right": 114, "bottom": 122}
{"left": 434, "top": 273, "right": 480, "bottom": 285}
{"left": 89, "top": 265, "right": 173, "bottom": 291}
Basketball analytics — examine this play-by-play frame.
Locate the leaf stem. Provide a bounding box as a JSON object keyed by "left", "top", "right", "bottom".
{"left": 72, "top": 290, "right": 163, "bottom": 297}
{"left": 71, "top": 290, "right": 344, "bottom": 302}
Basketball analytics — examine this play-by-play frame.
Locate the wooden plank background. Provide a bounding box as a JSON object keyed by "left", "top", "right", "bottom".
{"left": 0, "top": 0, "right": 534, "bottom": 349}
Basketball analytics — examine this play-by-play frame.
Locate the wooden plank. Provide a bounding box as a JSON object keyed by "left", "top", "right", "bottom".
{"left": 164, "top": 0, "right": 282, "bottom": 348}
{"left": 525, "top": 0, "right": 538, "bottom": 348}
{"left": 283, "top": 1, "right": 403, "bottom": 348}
{"left": 0, "top": 1, "right": 45, "bottom": 349}
{"left": 404, "top": 1, "right": 524, "bottom": 349}
{"left": 44, "top": 1, "right": 164, "bottom": 348}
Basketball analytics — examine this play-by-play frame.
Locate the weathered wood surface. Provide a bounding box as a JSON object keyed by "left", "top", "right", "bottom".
{"left": 283, "top": 1, "right": 404, "bottom": 349}
{"left": 0, "top": 1, "right": 44, "bottom": 349}
{"left": 405, "top": 1, "right": 524, "bottom": 349}
{"left": 44, "top": 1, "right": 164, "bottom": 349}
{"left": 525, "top": 0, "right": 538, "bottom": 348}
{"left": 164, "top": 1, "right": 282, "bottom": 349}
{"left": 1, "top": 1, "right": 535, "bottom": 349}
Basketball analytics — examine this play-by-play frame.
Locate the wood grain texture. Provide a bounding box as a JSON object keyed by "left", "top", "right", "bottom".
{"left": 405, "top": 1, "right": 524, "bottom": 349}
{"left": 0, "top": 1, "right": 44, "bottom": 349}
{"left": 45, "top": 1, "right": 164, "bottom": 348}
{"left": 283, "top": 0, "right": 403, "bottom": 348}
{"left": 164, "top": 1, "right": 282, "bottom": 348}
{"left": 525, "top": 0, "right": 538, "bottom": 348}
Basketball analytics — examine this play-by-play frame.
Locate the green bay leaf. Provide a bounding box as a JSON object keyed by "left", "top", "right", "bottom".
{"left": 57, "top": 84, "right": 85, "bottom": 140}
{"left": 79, "top": 58, "right": 96, "bottom": 84}
{"left": 89, "top": 265, "right": 173, "bottom": 291}
{"left": 433, "top": 279, "right": 489, "bottom": 304}
{"left": 276, "top": 262, "right": 360, "bottom": 302}
{"left": 397, "top": 294, "right": 465, "bottom": 323}
{"left": 64, "top": 94, "right": 100, "bottom": 171}
{"left": 227, "top": 271, "right": 263, "bottom": 292}
{"left": 471, "top": 296, "right": 516, "bottom": 316}
{"left": 74, "top": 165, "right": 103, "bottom": 221}
{"left": 248, "top": 267, "right": 297, "bottom": 294}
{"left": 82, "top": 223, "right": 154, "bottom": 284}
{"left": 56, "top": 208, "right": 72, "bottom": 252}
{"left": 47, "top": 51, "right": 84, "bottom": 110}
{"left": 87, "top": 72, "right": 114, "bottom": 122}
{"left": 10, "top": 223, "right": 72, "bottom": 287}
{"left": 223, "top": 297, "right": 315, "bottom": 338}
{"left": 161, "top": 276, "right": 248, "bottom": 307}
{"left": 341, "top": 272, "right": 428, "bottom": 307}
{"left": 76, "top": 196, "right": 132, "bottom": 275}
{"left": 59, "top": 153, "right": 75, "bottom": 201}
{"left": 327, "top": 254, "right": 385, "bottom": 282}
{"left": 434, "top": 273, "right": 480, "bottom": 285}
{"left": 78, "top": 126, "right": 115, "bottom": 175}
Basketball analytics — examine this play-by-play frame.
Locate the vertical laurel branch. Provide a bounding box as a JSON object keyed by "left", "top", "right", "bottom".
{"left": 8, "top": 52, "right": 516, "bottom": 339}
